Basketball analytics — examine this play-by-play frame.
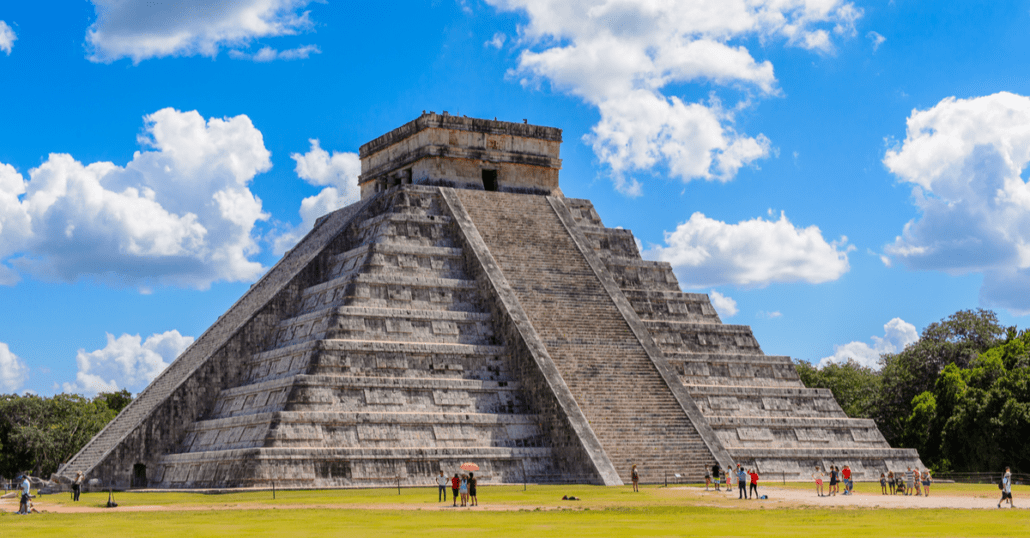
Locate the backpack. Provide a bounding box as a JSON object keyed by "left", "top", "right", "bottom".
{"left": 998, "top": 478, "right": 1005, "bottom": 490}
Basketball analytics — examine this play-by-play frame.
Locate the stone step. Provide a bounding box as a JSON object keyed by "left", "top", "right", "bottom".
{"left": 271, "top": 306, "right": 494, "bottom": 349}
{"left": 646, "top": 320, "right": 764, "bottom": 355}
{"left": 621, "top": 289, "right": 722, "bottom": 323}
{"left": 565, "top": 198, "right": 605, "bottom": 227}
{"left": 298, "top": 273, "right": 481, "bottom": 315}
{"left": 244, "top": 339, "right": 506, "bottom": 385}
{"left": 579, "top": 227, "right": 641, "bottom": 258}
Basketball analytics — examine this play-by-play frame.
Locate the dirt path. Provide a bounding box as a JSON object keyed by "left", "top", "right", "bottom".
{"left": 1, "top": 486, "right": 1023, "bottom": 514}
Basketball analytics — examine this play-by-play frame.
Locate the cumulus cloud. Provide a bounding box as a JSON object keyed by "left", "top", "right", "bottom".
{"left": 0, "top": 108, "right": 271, "bottom": 290}
{"left": 272, "top": 140, "right": 361, "bottom": 254}
{"left": 0, "top": 20, "right": 15, "bottom": 55}
{"left": 62, "top": 330, "right": 193, "bottom": 395}
{"left": 820, "top": 318, "right": 918, "bottom": 369}
{"left": 882, "top": 92, "right": 1030, "bottom": 315}
{"left": 485, "top": 32, "right": 506, "bottom": 48}
{"left": 86, "top": 0, "right": 317, "bottom": 63}
{"left": 645, "top": 211, "right": 852, "bottom": 288}
{"left": 488, "top": 0, "right": 860, "bottom": 194}
{"left": 229, "top": 44, "right": 320, "bottom": 62}
{"left": 708, "top": 290, "right": 738, "bottom": 318}
{"left": 866, "top": 30, "right": 885, "bottom": 52}
{"left": 0, "top": 342, "right": 29, "bottom": 393}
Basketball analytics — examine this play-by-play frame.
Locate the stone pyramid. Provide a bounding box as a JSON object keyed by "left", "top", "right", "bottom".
{"left": 60, "top": 113, "right": 922, "bottom": 489}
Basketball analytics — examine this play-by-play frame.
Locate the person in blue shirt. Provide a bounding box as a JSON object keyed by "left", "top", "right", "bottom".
{"left": 737, "top": 466, "right": 748, "bottom": 499}
{"left": 17, "top": 475, "right": 31, "bottom": 514}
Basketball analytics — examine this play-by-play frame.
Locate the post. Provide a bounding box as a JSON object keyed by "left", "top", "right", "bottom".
{"left": 521, "top": 460, "right": 527, "bottom": 491}
{"left": 665, "top": 471, "right": 668, "bottom": 488}
{"left": 397, "top": 476, "right": 401, "bottom": 495}
{"left": 272, "top": 481, "right": 275, "bottom": 500}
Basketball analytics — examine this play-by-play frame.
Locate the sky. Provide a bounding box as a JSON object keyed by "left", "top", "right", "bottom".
{"left": 2, "top": 1, "right": 1030, "bottom": 396}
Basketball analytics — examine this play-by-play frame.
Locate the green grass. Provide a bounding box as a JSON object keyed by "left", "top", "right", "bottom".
{"left": 3, "top": 484, "right": 1028, "bottom": 537}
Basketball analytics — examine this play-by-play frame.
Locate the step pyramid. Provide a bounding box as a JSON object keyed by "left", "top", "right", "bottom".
{"left": 59, "top": 113, "right": 922, "bottom": 489}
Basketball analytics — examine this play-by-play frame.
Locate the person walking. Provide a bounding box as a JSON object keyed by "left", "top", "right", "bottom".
{"left": 911, "top": 467, "right": 921, "bottom": 496}
{"left": 887, "top": 471, "right": 896, "bottom": 495}
{"left": 705, "top": 469, "right": 712, "bottom": 491}
{"left": 73, "top": 471, "right": 84, "bottom": 502}
{"left": 17, "top": 475, "right": 31, "bottom": 515}
{"left": 829, "top": 466, "right": 838, "bottom": 496}
{"left": 451, "top": 473, "right": 460, "bottom": 507}
{"left": 812, "top": 467, "right": 825, "bottom": 497}
{"left": 459, "top": 474, "right": 469, "bottom": 507}
{"left": 880, "top": 473, "right": 888, "bottom": 495}
{"left": 922, "top": 469, "right": 932, "bottom": 497}
{"left": 748, "top": 469, "right": 759, "bottom": 499}
{"left": 905, "top": 467, "right": 915, "bottom": 496}
{"left": 999, "top": 467, "right": 1014, "bottom": 508}
{"left": 468, "top": 472, "right": 478, "bottom": 507}
{"left": 737, "top": 466, "right": 748, "bottom": 499}
{"left": 712, "top": 464, "right": 721, "bottom": 491}
{"left": 436, "top": 471, "right": 448, "bottom": 502}
{"left": 631, "top": 465, "right": 639, "bottom": 492}
{"left": 842, "top": 465, "right": 852, "bottom": 495}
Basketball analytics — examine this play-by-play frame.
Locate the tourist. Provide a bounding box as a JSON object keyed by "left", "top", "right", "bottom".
{"left": 999, "top": 467, "right": 1014, "bottom": 508}
{"left": 73, "top": 471, "right": 84, "bottom": 502}
{"left": 631, "top": 465, "right": 639, "bottom": 492}
{"left": 451, "top": 473, "right": 460, "bottom": 507}
{"left": 829, "top": 466, "right": 838, "bottom": 496}
{"left": 905, "top": 467, "right": 915, "bottom": 496}
{"left": 726, "top": 465, "right": 736, "bottom": 493}
{"left": 18, "top": 475, "right": 31, "bottom": 515}
{"left": 913, "top": 468, "right": 922, "bottom": 496}
{"left": 705, "top": 468, "right": 712, "bottom": 491}
{"left": 737, "top": 466, "right": 748, "bottom": 499}
{"left": 712, "top": 464, "right": 721, "bottom": 491}
{"left": 468, "top": 472, "right": 478, "bottom": 507}
{"left": 459, "top": 474, "right": 469, "bottom": 507}
{"left": 437, "top": 471, "right": 448, "bottom": 502}
{"left": 813, "top": 467, "right": 825, "bottom": 497}
{"left": 748, "top": 469, "right": 759, "bottom": 499}
{"left": 842, "top": 465, "right": 852, "bottom": 495}
{"left": 922, "top": 469, "right": 932, "bottom": 497}
{"left": 887, "top": 471, "right": 896, "bottom": 495}
{"left": 880, "top": 473, "right": 888, "bottom": 495}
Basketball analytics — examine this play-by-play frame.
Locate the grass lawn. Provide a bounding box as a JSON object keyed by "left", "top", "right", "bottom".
{"left": 2, "top": 483, "right": 1028, "bottom": 537}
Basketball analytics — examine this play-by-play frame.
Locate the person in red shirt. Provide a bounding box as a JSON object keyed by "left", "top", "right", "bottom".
{"left": 451, "top": 474, "right": 460, "bottom": 507}
{"left": 748, "top": 469, "right": 759, "bottom": 499}
{"left": 842, "top": 466, "right": 852, "bottom": 495}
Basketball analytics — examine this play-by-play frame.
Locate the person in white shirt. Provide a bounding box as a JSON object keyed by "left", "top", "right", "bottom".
{"left": 999, "top": 467, "right": 1014, "bottom": 508}
{"left": 18, "top": 475, "right": 31, "bottom": 515}
{"left": 436, "top": 471, "right": 449, "bottom": 502}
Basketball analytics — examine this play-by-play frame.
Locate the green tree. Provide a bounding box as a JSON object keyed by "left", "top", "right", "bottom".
{"left": 875, "top": 309, "right": 1004, "bottom": 446}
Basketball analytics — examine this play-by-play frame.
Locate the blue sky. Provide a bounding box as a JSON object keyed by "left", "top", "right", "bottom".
{"left": 2, "top": 1, "right": 1030, "bottom": 396}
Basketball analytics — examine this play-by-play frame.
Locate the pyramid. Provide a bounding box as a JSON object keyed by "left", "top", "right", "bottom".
{"left": 60, "top": 113, "right": 922, "bottom": 489}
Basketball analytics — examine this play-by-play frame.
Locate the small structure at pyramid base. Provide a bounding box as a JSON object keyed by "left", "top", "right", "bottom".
{"left": 59, "top": 112, "right": 923, "bottom": 489}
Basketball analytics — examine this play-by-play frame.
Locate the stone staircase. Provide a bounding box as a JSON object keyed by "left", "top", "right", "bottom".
{"left": 153, "top": 187, "right": 560, "bottom": 488}
{"left": 455, "top": 190, "right": 718, "bottom": 484}
{"left": 565, "top": 198, "right": 923, "bottom": 480}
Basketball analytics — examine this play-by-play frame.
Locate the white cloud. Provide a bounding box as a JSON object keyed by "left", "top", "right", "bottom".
{"left": 645, "top": 211, "right": 852, "bottom": 288}
{"left": 272, "top": 140, "right": 361, "bottom": 254}
{"left": 0, "top": 20, "right": 15, "bottom": 55}
{"left": 86, "top": 0, "right": 317, "bottom": 63}
{"left": 485, "top": 32, "right": 506, "bottom": 48}
{"left": 62, "top": 330, "right": 193, "bottom": 395}
{"left": 0, "top": 342, "right": 29, "bottom": 393}
{"left": 229, "top": 44, "right": 320, "bottom": 62}
{"left": 866, "top": 30, "right": 885, "bottom": 52}
{"left": 758, "top": 310, "right": 783, "bottom": 319}
{"left": 708, "top": 290, "right": 738, "bottom": 318}
{"left": 882, "top": 92, "right": 1030, "bottom": 315}
{"left": 0, "top": 108, "right": 271, "bottom": 290}
{"left": 820, "top": 317, "right": 918, "bottom": 369}
{"left": 488, "top": 0, "right": 860, "bottom": 194}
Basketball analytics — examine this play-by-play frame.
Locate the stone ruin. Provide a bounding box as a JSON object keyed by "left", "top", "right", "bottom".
{"left": 58, "top": 112, "right": 923, "bottom": 489}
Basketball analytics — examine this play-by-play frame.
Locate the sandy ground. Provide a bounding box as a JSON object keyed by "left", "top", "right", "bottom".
{"left": 0, "top": 486, "right": 1023, "bottom": 514}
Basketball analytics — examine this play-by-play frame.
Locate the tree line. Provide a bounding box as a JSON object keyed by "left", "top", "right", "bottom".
{"left": 0, "top": 390, "right": 132, "bottom": 480}
{"left": 796, "top": 308, "right": 1030, "bottom": 474}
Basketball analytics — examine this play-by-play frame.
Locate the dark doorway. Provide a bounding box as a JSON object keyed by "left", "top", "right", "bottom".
{"left": 132, "top": 463, "right": 147, "bottom": 488}
{"left": 481, "top": 169, "right": 498, "bottom": 191}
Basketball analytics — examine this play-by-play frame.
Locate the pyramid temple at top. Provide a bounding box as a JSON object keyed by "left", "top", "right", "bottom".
{"left": 60, "top": 112, "right": 923, "bottom": 489}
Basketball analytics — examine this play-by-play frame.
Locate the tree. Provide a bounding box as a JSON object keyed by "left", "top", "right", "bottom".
{"left": 875, "top": 309, "right": 1004, "bottom": 446}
